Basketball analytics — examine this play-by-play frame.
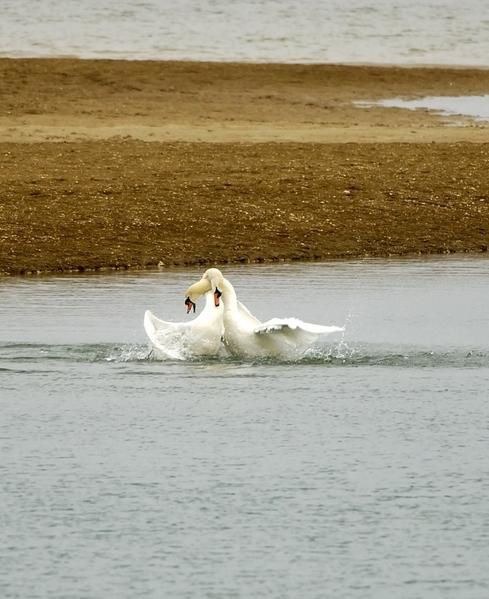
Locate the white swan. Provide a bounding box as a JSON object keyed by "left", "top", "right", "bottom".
{"left": 185, "top": 268, "right": 344, "bottom": 358}
{"left": 144, "top": 290, "right": 224, "bottom": 360}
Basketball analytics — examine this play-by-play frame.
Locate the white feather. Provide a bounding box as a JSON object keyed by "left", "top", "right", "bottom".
{"left": 144, "top": 291, "right": 224, "bottom": 359}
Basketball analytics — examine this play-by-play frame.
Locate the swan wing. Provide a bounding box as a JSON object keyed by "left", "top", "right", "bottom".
{"left": 253, "top": 318, "right": 344, "bottom": 349}
{"left": 144, "top": 309, "right": 188, "bottom": 360}
{"left": 144, "top": 292, "right": 224, "bottom": 359}
{"left": 255, "top": 318, "right": 344, "bottom": 336}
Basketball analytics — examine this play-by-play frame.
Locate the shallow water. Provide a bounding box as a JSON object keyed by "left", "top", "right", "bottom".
{"left": 1, "top": 258, "right": 489, "bottom": 598}
{"left": 1, "top": 0, "right": 489, "bottom": 65}
{"left": 356, "top": 95, "right": 489, "bottom": 122}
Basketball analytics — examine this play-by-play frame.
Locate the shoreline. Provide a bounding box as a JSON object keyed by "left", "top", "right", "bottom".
{"left": 1, "top": 58, "right": 488, "bottom": 276}
{"left": 2, "top": 54, "right": 489, "bottom": 68}
{"left": 2, "top": 139, "right": 488, "bottom": 277}
{"left": 4, "top": 251, "right": 489, "bottom": 280}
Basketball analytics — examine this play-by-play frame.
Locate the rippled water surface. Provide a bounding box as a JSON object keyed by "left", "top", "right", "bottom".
{"left": 1, "top": 258, "right": 489, "bottom": 598}
{"left": 357, "top": 95, "right": 489, "bottom": 122}
{"left": 1, "top": 0, "right": 489, "bottom": 65}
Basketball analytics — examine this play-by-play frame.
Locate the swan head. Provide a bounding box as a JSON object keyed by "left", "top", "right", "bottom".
{"left": 184, "top": 268, "right": 224, "bottom": 313}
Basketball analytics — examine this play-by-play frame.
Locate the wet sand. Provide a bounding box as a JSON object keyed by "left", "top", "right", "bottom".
{"left": 1, "top": 58, "right": 489, "bottom": 275}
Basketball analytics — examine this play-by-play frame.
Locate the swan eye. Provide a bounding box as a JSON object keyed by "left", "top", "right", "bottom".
{"left": 185, "top": 296, "right": 196, "bottom": 314}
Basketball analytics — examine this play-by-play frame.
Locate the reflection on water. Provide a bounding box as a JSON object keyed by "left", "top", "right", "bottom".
{"left": 1, "top": 257, "right": 489, "bottom": 599}
{"left": 356, "top": 95, "right": 489, "bottom": 122}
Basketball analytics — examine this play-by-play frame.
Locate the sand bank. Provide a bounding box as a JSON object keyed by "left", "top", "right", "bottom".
{"left": 1, "top": 59, "right": 488, "bottom": 274}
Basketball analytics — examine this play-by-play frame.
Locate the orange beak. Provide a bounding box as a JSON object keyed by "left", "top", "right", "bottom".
{"left": 214, "top": 288, "right": 222, "bottom": 307}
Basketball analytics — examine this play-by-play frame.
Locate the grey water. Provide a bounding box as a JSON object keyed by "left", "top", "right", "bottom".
{"left": 356, "top": 95, "right": 489, "bottom": 122}
{"left": 1, "top": 0, "right": 489, "bottom": 66}
{"left": 1, "top": 257, "right": 489, "bottom": 598}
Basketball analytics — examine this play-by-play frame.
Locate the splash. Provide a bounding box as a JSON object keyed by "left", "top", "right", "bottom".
{"left": 0, "top": 342, "right": 488, "bottom": 368}
{"left": 0, "top": 342, "right": 151, "bottom": 364}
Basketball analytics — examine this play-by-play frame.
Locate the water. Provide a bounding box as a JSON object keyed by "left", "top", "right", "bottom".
{"left": 1, "top": 258, "right": 489, "bottom": 598}
{"left": 356, "top": 95, "right": 489, "bottom": 122}
{"left": 1, "top": 0, "right": 489, "bottom": 66}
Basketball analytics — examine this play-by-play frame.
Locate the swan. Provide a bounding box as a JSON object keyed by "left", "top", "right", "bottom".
{"left": 144, "top": 290, "right": 224, "bottom": 360}
{"left": 185, "top": 268, "right": 344, "bottom": 358}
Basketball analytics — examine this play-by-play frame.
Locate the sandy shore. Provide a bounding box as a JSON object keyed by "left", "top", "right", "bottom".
{"left": 1, "top": 58, "right": 488, "bottom": 275}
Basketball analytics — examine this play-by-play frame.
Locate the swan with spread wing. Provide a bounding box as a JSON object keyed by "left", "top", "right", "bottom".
{"left": 144, "top": 290, "right": 224, "bottom": 359}
{"left": 184, "top": 268, "right": 344, "bottom": 358}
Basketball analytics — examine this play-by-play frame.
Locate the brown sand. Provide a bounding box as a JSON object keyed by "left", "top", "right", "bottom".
{"left": 1, "top": 58, "right": 489, "bottom": 275}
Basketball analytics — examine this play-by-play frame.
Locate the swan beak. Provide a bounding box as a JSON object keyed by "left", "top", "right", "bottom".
{"left": 214, "top": 287, "right": 222, "bottom": 307}
{"left": 185, "top": 296, "right": 196, "bottom": 314}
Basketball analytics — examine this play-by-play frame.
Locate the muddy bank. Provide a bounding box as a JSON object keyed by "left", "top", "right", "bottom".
{"left": 1, "top": 59, "right": 489, "bottom": 275}
{"left": 1, "top": 58, "right": 489, "bottom": 144}
{"left": 1, "top": 141, "right": 488, "bottom": 275}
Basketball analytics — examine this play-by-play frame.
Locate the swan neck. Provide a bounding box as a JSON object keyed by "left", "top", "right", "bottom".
{"left": 221, "top": 278, "right": 238, "bottom": 312}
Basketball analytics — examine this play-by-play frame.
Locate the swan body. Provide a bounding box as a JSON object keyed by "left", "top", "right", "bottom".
{"left": 185, "top": 268, "right": 344, "bottom": 358}
{"left": 144, "top": 291, "right": 224, "bottom": 360}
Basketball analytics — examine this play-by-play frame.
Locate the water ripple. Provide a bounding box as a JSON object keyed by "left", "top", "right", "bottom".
{"left": 1, "top": 342, "right": 488, "bottom": 369}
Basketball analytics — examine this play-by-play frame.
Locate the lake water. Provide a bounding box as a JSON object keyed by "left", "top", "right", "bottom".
{"left": 1, "top": 258, "right": 489, "bottom": 598}
{"left": 356, "top": 95, "right": 489, "bottom": 122}
{"left": 1, "top": 0, "right": 489, "bottom": 66}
